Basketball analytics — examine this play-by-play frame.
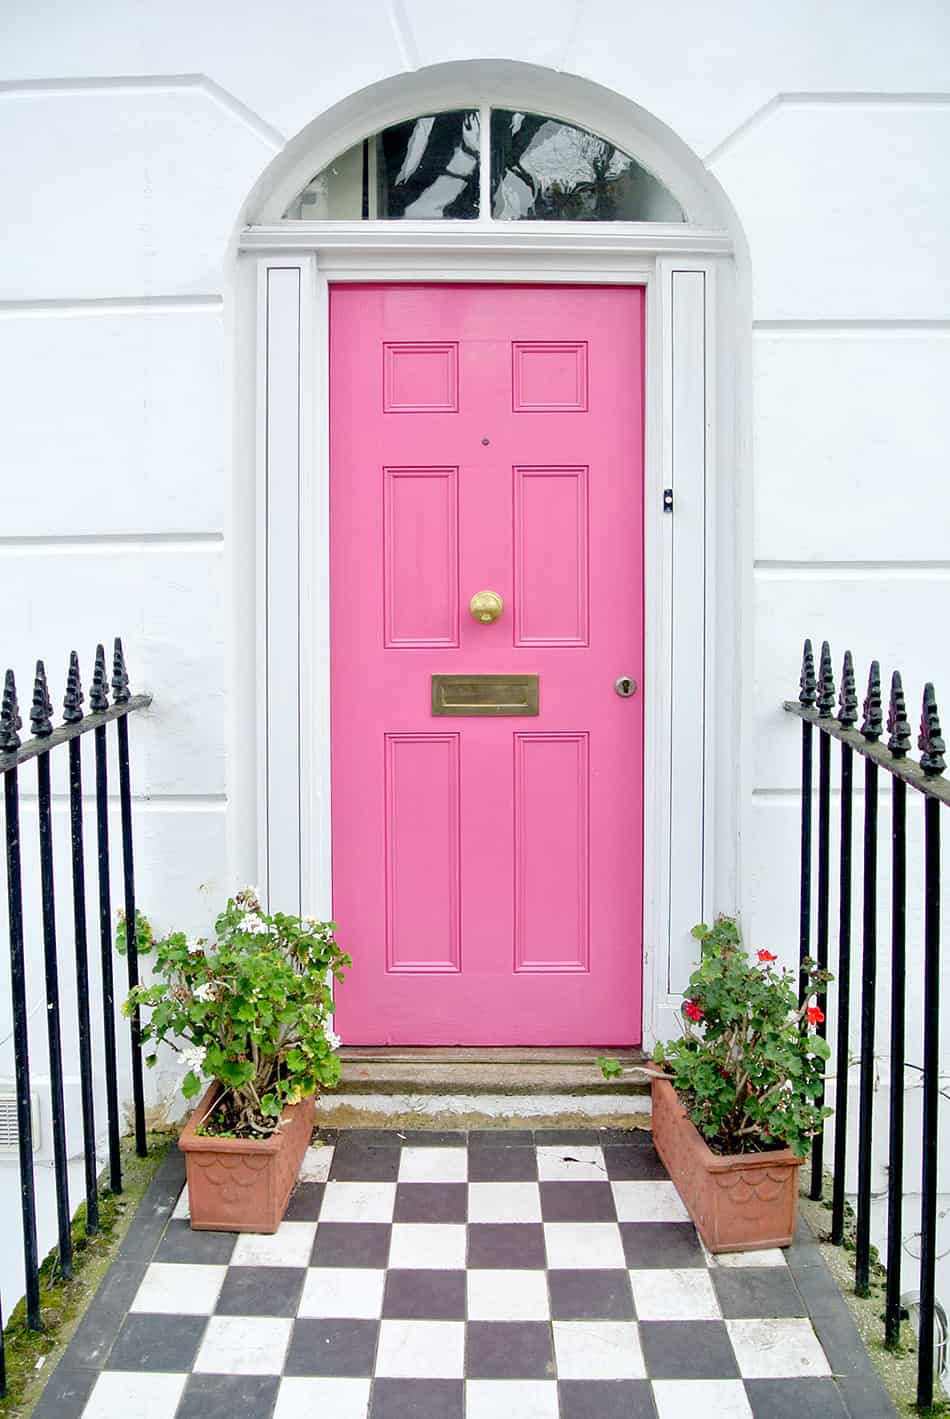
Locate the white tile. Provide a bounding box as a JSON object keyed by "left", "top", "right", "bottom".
{"left": 375, "top": 1319, "right": 465, "bottom": 1378}
{"left": 535, "top": 1145, "right": 607, "bottom": 1182}
{"left": 319, "top": 1181, "right": 396, "bottom": 1223}
{"left": 466, "top": 1379, "right": 559, "bottom": 1418}
{"left": 467, "top": 1269, "right": 550, "bottom": 1321}
{"left": 653, "top": 1379, "right": 754, "bottom": 1419}
{"left": 130, "top": 1262, "right": 226, "bottom": 1315}
{"left": 467, "top": 1182, "right": 542, "bottom": 1224}
{"left": 727, "top": 1318, "right": 832, "bottom": 1379}
{"left": 543, "top": 1223, "right": 626, "bottom": 1270}
{"left": 171, "top": 1186, "right": 189, "bottom": 1221}
{"left": 629, "top": 1268, "right": 721, "bottom": 1321}
{"left": 272, "top": 1376, "right": 370, "bottom": 1419}
{"left": 611, "top": 1180, "right": 690, "bottom": 1223}
{"left": 399, "top": 1147, "right": 468, "bottom": 1183}
{"left": 298, "top": 1267, "right": 385, "bottom": 1318}
{"left": 81, "top": 1372, "right": 186, "bottom": 1419}
{"left": 388, "top": 1224, "right": 467, "bottom": 1270}
{"left": 703, "top": 1243, "right": 787, "bottom": 1268}
{"left": 193, "top": 1315, "right": 293, "bottom": 1375}
{"left": 231, "top": 1222, "right": 317, "bottom": 1268}
{"left": 552, "top": 1320, "right": 646, "bottom": 1379}
{"left": 298, "top": 1145, "right": 335, "bottom": 1182}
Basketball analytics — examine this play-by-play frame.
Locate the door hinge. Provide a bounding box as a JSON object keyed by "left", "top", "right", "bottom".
{"left": 663, "top": 488, "right": 674, "bottom": 513}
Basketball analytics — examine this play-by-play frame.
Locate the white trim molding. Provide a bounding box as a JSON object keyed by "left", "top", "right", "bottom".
{"left": 246, "top": 227, "right": 737, "bottom": 1048}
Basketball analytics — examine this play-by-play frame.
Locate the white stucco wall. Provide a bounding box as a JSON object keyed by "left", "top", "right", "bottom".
{"left": 1, "top": 0, "right": 948, "bottom": 1342}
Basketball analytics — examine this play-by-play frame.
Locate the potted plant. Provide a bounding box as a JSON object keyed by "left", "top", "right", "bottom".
{"left": 601, "top": 917, "right": 831, "bottom": 1252}
{"left": 125, "top": 886, "right": 350, "bottom": 1233}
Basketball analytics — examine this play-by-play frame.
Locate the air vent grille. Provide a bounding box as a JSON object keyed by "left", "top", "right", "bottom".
{"left": 0, "top": 1089, "right": 39, "bottom": 1153}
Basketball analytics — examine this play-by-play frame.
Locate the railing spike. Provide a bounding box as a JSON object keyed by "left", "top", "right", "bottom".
{"left": 799, "top": 639, "right": 817, "bottom": 707}
{"left": 886, "top": 670, "right": 911, "bottom": 758}
{"left": 818, "top": 640, "right": 836, "bottom": 717}
{"left": 90, "top": 644, "right": 109, "bottom": 712}
{"left": 860, "top": 660, "right": 883, "bottom": 741}
{"left": 63, "top": 651, "right": 84, "bottom": 724}
{"left": 838, "top": 649, "right": 858, "bottom": 727}
{"left": 30, "top": 661, "right": 54, "bottom": 738}
{"left": 0, "top": 669, "right": 22, "bottom": 751}
{"left": 919, "top": 683, "right": 946, "bottom": 776}
{"left": 111, "top": 637, "right": 130, "bottom": 705}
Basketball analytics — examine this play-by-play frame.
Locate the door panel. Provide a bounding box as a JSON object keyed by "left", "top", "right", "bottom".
{"left": 330, "top": 283, "right": 644, "bottom": 1045}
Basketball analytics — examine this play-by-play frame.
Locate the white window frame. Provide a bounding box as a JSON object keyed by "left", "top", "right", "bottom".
{"left": 237, "top": 218, "right": 736, "bottom": 1048}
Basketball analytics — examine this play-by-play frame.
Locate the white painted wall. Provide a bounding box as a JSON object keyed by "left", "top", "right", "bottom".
{"left": 1, "top": 0, "right": 948, "bottom": 1351}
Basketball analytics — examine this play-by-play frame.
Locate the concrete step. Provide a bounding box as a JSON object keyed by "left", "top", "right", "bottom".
{"left": 317, "top": 1048, "right": 654, "bottom": 1132}
{"left": 337, "top": 1047, "right": 651, "bottom": 1096}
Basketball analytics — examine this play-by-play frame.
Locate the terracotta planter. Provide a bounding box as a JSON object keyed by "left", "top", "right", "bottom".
{"left": 178, "top": 1083, "right": 316, "bottom": 1233}
{"left": 651, "top": 1075, "right": 803, "bottom": 1252}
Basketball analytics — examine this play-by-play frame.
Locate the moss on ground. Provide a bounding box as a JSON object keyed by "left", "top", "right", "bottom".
{"left": 800, "top": 1176, "right": 949, "bottom": 1416}
{"left": 0, "top": 1135, "right": 171, "bottom": 1419}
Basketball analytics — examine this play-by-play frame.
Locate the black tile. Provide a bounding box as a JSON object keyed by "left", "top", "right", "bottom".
{"left": 597, "top": 1128, "right": 656, "bottom": 1147}
{"left": 396, "top": 1131, "right": 467, "bottom": 1147}
{"left": 468, "top": 1147, "right": 539, "bottom": 1182}
{"left": 176, "top": 1373, "right": 280, "bottom": 1419}
{"left": 466, "top": 1319, "right": 555, "bottom": 1378}
{"left": 284, "top": 1317, "right": 380, "bottom": 1376}
{"left": 745, "top": 1377, "right": 850, "bottom": 1419}
{"left": 311, "top": 1127, "right": 341, "bottom": 1145}
{"left": 154, "top": 1219, "right": 236, "bottom": 1264}
{"left": 115, "top": 1148, "right": 186, "bottom": 1262}
{"left": 64, "top": 1260, "right": 147, "bottom": 1367}
{"left": 810, "top": 1304, "right": 869, "bottom": 1374}
{"left": 468, "top": 1223, "right": 547, "bottom": 1269}
{"left": 215, "top": 1265, "right": 305, "bottom": 1317}
{"left": 836, "top": 1367, "right": 900, "bottom": 1419}
{"left": 383, "top": 1269, "right": 467, "bottom": 1319}
{"left": 639, "top": 1319, "right": 739, "bottom": 1379}
{"left": 330, "top": 1139, "right": 401, "bottom": 1181}
{"left": 791, "top": 1260, "right": 845, "bottom": 1317}
{"left": 620, "top": 1221, "right": 705, "bottom": 1268}
{"left": 532, "top": 1128, "right": 606, "bottom": 1146}
{"left": 311, "top": 1222, "right": 391, "bottom": 1268}
{"left": 548, "top": 1268, "right": 635, "bottom": 1320}
{"left": 603, "top": 1146, "right": 668, "bottom": 1181}
{"left": 370, "top": 1378, "right": 464, "bottom": 1418}
{"left": 284, "top": 1182, "right": 325, "bottom": 1221}
{"left": 334, "top": 1128, "right": 403, "bottom": 1146}
{"left": 559, "top": 1378, "right": 658, "bottom": 1419}
{"left": 711, "top": 1267, "right": 807, "bottom": 1319}
{"left": 394, "top": 1183, "right": 467, "bottom": 1223}
{"left": 106, "top": 1312, "right": 205, "bottom": 1372}
{"left": 540, "top": 1181, "right": 617, "bottom": 1222}
{"left": 31, "top": 1365, "right": 98, "bottom": 1419}
{"left": 468, "top": 1130, "right": 535, "bottom": 1148}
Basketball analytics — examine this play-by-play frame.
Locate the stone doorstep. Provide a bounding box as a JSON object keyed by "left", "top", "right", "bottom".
{"left": 337, "top": 1047, "right": 651, "bottom": 1095}
{"left": 320, "top": 1048, "right": 653, "bottom": 1131}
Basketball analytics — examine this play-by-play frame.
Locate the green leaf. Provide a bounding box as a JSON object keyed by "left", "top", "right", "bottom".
{"left": 182, "top": 1070, "right": 202, "bottom": 1100}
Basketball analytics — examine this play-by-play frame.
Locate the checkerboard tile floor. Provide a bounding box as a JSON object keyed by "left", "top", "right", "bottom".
{"left": 49, "top": 1130, "right": 892, "bottom": 1419}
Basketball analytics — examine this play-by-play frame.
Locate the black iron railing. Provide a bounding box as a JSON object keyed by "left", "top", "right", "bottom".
{"left": 0, "top": 640, "right": 150, "bottom": 1396}
{"left": 787, "top": 639, "right": 947, "bottom": 1411}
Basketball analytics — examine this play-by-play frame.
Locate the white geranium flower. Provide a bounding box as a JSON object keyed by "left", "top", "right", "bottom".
{"left": 193, "top": 981, "right": 217, "bottom": 1003}
{"left": 238, "top": 911, "right": 271, "bottom": 936}
{"left": 182, "top": 1045, "right": 206, "bottom": 1072}
{"left": 186, "top": 938, "right": 204, "bottom": 955}
{"left": 324, "top": 1024, "right": 342, "bottom": 1052}
{"left": 304, "top": 914, "right": 318, "bottom": 926}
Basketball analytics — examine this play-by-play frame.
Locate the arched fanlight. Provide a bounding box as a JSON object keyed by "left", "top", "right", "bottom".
{"left": 283, "top": 108, "right": 685, "bottom": 223}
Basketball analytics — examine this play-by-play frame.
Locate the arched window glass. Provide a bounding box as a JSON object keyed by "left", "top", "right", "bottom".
{"left": 283, "top": 108, "right": 684, "bottom": 222}
{"left": 284, "top": 111, "right": 480, "bottom": 220}
{"left": 490, "top": 111, "right": 684, "bottom": 222}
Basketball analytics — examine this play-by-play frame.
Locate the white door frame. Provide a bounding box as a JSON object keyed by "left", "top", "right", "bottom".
{"left": 238, "top": 221, "right": 736, "bottom": 1048}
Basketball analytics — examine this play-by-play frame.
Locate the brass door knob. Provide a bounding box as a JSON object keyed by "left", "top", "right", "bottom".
{"left": 469, "top": 590, "right": 504, "bottom": 624}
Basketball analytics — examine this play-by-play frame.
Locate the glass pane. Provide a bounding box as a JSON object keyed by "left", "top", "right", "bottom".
{"left": 284, "top": 110, "right": 480, "bottom": 219}
{"left": 490, "top": 110, "right": 685, "bottom": 222}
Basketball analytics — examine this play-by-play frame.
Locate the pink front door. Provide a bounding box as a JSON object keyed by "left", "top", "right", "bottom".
{"left": 330, "top": 283, "right": 644, "bottom": 1045}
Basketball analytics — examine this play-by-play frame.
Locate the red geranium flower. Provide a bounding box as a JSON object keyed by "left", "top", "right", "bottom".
{"left": 683, "top": 999, "right": 704, "bottom": 1022}
{"left": 806, "top": 1004, "right": 825, "bottom": 1025}
{"left": 757, "top": 949, "right": 777, "bottom": 963}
